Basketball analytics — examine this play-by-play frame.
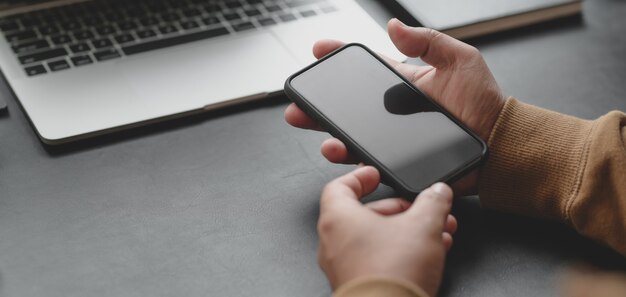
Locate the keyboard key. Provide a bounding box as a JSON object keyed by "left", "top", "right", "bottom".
{"left": 202, "top": 17, "right": 220, "bottom": 26}
{"left": 182, "top": 8, "right": 202, "bottom": 18}
{"left": 244, "top": 9, "right": 262, "bottom": 17}
{"left": 286, "top": 0, "right": 311, "bottom": 8}
{"left": 224, "top": 1, "right": 243, "bottom": 9}
{"left": 70, "top": 43, "right": 91, "bottom": 53}
{"left": 103, "top": 13, "right": 124, "bottom": 22}
{"left": 160, "top": 12, "right": 180, "bottom": 22}
{"left": 320, "top": 5, "right": 337, "bottom": 13}
{"left": 6, "top": 30, "right": 37, "bottom": 42}
{"left": 257, "top": 17, "right": 277, "bottom": 26}
{"left": 117, "top": 21, "right": 138, "bottom": 31}
{"left": 265, "top": 5, "right": 282, "bottom": 12}
{"left": 168, "top": 2, "right": 186, "bottom": 9}
{"left": 300, "top": 10, "right": 316, "bottom": 17}
{"left": 96, "top": 25, "right": 116, "bottom": 35}
{"left": 24, "top": 64, "right": 47, "bottom": 76}
{"left": 51, "top": 34, "right": 72, "bottom": 45}
{"left": 202, "top": 3, "right": 221, "bottom": 13}
{"left": 92, "top": 38, "right": 113, "bottom": 49}
{"left": 83, "top": 16, "right": 104, "bottom": 27}
{"left": 114, "top": 34, "right": 135, "bottom": 44}
{"left": 19, "top": 48, "right": 67, "bottom": 64}
{"left": 180, "top": 20, "right": 199, "bottom": 30}
{"left": 158, "top": 25, "right": 178, "bottom": 35}
{"left": 136, "top": 29, "right": 157, "bottom": 39}
{"left": 123, "top": 4, "right": 144, "bottom": 14}
{"left": 222, "top": 12, "right": 241, "bottom": 21}
{"left": 20, "top": 17, "right": 42, "bottom": 28}
{"left": 1, "top": 21, "right": 20, "bottom": 32}
{"left": 71, "top": 55, "right": 93, "bottom": 66}
{"left": 40, "top": 14, "right": 58, "bottom": 24}
{"left": 278, "top": 13, "right": 297, "bottom": 22}
{"left": 73, "top": 30, "right": 94, "bottom": 40}
{"left": 12, "top": 39, "right": 50, "bottom": 54}
{"left": 38, "top": 25, "right": 60, "bottom": 35}
{"left": 232, "top": 21, "right": 255, "bottom": 32}
{"left": 94, "top": 48, "right": 121, "bottom": 61}
{"left": 60, "top": 21, "right": 81, "bottom": 31}
{"left": 296, "top": 0, "right": 327, "bottom": 6}
{"left": 48, "top": 59, "right": 70, "bottom": 71}
{"left": 123, "top": 26, "right": 229, "bottom": 55}
{"left": 139, "top": 17, "right": 159, "bottom": 27}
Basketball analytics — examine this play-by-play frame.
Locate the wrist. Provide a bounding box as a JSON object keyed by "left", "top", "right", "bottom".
{"left": 334, "top": 276, "right": 431, "bottom": 297}
{"left": 479, "top": 93, "right": 507, "bottom": 142}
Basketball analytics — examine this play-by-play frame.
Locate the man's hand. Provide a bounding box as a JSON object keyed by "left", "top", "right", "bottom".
{"left": 318, "top": 166, "right": 457, "bottom": 296}
{"left": 285, "top": 19, "right": 506, "bottom": 194}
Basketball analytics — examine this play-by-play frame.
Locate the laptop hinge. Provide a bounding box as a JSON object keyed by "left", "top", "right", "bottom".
{"left": 0, "top": 0, "right": 87, "bottom": 17}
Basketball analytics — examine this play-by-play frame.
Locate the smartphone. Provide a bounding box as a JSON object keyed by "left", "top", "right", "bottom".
{"left": 284, "top": 43, "right": 487, "bottom": 198}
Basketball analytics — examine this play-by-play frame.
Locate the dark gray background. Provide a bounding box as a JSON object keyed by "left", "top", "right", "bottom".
{"left": 1, "top": 0, "right": 626, "bottom": 296}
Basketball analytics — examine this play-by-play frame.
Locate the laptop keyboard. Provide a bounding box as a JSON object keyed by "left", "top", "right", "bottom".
{"left": 0, "top": 0, "right": 338, "bottom": 77}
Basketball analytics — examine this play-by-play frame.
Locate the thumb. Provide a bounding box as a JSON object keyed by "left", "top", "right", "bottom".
{"left": 406, "top": 183, "right": 454, "bottom": 236}
{"left": 320, "top": 166, "right": 381, "bottom": 211}
{"left": 387, "top": 18, "right": 477, "bottom": 69}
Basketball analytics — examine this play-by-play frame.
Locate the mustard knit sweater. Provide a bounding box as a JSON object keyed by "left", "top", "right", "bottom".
{"left": 335, "top": 99, "right": 626, "bottom": 297}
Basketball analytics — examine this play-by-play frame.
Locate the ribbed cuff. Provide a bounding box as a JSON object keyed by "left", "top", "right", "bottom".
{"left": 334, "top": 277, "right": 430, "bottom": 297}
{"left": 478, "top": 98, "right": 595, "bottom": 222}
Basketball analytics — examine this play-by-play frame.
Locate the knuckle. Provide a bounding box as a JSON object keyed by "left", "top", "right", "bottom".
{"left": 466, "top": 45, "right": 481, "bottom": 57}
{"left": 419, "top": 189, "right": 439, "bottom": 202}
{"left": 321, "top": 182, "right": 338, "bottom": 200}
{"left": 317, "top": 215, "right": 337, "bottom": 235}
{"left": 460, "top": 45, "right": 483, "bottom": 63}
{"left": 415, "top": 189, "right": 451, "bottom": 211}
{"left": 425, "top": 28, "right": 442, "bottom": 40}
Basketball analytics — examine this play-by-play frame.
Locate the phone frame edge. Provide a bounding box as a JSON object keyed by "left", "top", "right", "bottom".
{"left": 284, "top": 43, "right": 488, "bottom": 199}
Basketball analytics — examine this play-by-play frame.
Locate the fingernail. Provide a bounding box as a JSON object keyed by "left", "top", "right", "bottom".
{"left": 355, "top": 165, "right": 372, "bottom": 173}
{"left": 392, "top": 18, "right": 406, "bottom": 27}
{"left": 431, "top": 183, "right": 448, "bottom": 195}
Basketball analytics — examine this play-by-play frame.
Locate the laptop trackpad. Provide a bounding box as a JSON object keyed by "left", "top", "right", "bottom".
{"left": 122, "top": 32, "right": 299, "bottom": 114}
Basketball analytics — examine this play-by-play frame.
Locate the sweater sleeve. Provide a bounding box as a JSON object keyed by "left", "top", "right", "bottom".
{"left": 333, "top": 277, "right": 430, "bottom": 297}
{"left": 479, "top": 98, "right": 626, "bottom": 255}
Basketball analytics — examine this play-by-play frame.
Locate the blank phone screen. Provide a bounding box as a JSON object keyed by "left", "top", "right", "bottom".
{"left": 289, "top": 45, "right": 484, "bottom": 192}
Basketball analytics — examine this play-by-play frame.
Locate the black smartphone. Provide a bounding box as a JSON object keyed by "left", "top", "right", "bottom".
{"left": 284, "top": 43, "right": 487, "bottom": 198}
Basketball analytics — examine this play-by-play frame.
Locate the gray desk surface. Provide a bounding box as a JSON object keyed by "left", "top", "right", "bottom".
{"left": 1, "top": 1, "right": 626, "bottom": 296}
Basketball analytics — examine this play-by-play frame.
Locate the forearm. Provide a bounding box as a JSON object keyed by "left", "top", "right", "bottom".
{"left": 479, "top": 98, "right": 626, "bottom": 255}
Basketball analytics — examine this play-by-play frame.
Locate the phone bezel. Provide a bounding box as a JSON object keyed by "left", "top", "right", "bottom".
{"left": 284, "top": 43, "right": 488, "bottom": 198}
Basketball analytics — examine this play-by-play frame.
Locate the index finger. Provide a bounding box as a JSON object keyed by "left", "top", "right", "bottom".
{"left": 313, "top": 39, "right": 416, "bottom": 79}
{"left": 387, "top": 18, "right": 478, "bottom": 69}
{"left": 284, "top": 103, "right": 324, "bottom": 131}
{"left": 313, "top": 39, "right": 345, "bottom": 59}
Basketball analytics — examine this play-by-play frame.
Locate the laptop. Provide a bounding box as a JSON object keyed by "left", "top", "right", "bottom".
{"left": 0, "top": 0, "right": 403, "bottom": 144}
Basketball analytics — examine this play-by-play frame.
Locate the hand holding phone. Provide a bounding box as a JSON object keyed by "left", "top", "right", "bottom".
{"left": 285, "top": 43, "right": 487, "bottom": 198}
{"left": 285, "top": 21, "right": 507, "bottom": 196}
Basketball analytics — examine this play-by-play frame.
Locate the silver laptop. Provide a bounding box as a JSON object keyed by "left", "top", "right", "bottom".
{"left": 0, "top": 0, "right": 403, "bottom": 144}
